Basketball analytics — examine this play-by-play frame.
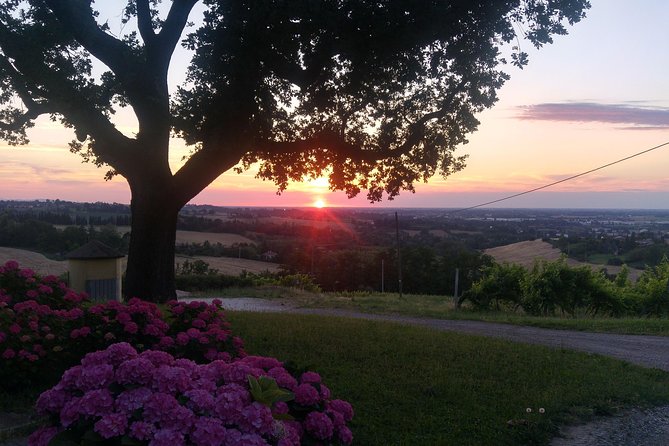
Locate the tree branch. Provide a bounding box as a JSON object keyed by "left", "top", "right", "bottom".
{"left": 153, "top": 0, "right": 198, "bottom": 72}
{"left": 43, "top": 0, "right": 137, "bottom": 79}
{"left": 136, "top": 0, "right": 156, "bottom": 44}
{"left": 172, "top": 139, "right": 245, "bottom": 207}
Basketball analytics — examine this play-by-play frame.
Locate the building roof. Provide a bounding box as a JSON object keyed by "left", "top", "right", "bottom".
{"left": 66, "top": 240, "right": 125, "bottom": 260}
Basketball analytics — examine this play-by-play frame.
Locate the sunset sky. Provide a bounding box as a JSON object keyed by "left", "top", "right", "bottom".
{"left": 1, "top": 0, "right": 668, "bottom": 209}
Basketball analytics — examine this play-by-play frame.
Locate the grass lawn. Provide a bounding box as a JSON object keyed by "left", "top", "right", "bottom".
{"left": 199, "top": 287, "right": 669, "bottom": 336}
{"left": 227, "top": 311, "right": 669, "bottom": 445}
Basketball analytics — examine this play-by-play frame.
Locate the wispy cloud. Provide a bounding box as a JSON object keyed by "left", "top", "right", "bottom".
{"left": 516, "top": 102, "right": 669, "bottom": 129}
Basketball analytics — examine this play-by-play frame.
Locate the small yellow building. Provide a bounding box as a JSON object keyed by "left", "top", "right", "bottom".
{"left": 67, "top": 240, "right": 124, "bottom": 301}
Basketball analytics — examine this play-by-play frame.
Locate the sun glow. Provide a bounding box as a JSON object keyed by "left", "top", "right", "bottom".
{"left": 313, "top": 198, "right": 327, "bottom": 208}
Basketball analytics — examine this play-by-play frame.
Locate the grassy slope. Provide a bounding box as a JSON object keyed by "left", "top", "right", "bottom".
{"left": 228, "top": 311, "right": 669, "bottom": 446}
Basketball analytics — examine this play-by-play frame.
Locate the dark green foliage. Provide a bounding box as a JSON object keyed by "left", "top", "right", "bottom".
{"left": 463, "top": 262, "right": 526, "bottom": 310}
{"left": 174, "top": 270, "right": 321, "bottom": 293}
{"left": 0, "top": 214, "right": 128, "bottom": 256}
{"left": 634, "top": 257, "right": 669, "bottom": 317}
{"left": 463, "top": 258, "right": 669, "bottom": 318}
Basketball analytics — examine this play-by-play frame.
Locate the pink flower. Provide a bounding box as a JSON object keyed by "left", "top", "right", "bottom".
{"left": 304, "top": 411, "right": 334, "bottom": 440}
{"left": 79, "top": 389, "right": 115, "bottom": 416}
{"left": 116, "top": 312, "right": 132, "bottom": 324}
{"left": 76, "top": 364, "right": 114, "bottom": 391}
{"left": 116, "top": 387, "right": 153, "bottom": 414}
{"left": 176, "top": 332, "right": 189, "bottom": 345}
{"left": 192, "top": 318, "right": 206, "bottom": 329}
{"left": 94, "top": 413, "right": 128, "bottom": 439}
{"left": 124, "top": 322, "right": 139, "bottom": 334}
{"left": 20, "top": 268, "right": 35, "bottom": 278}
{"left": 37, "top": 285, "right": 53, "bottom": 294}
{"left": 152, "top": 365, "right": 192, "bottom": 394}
{"left": 149, "top": 428, "right": 185, "bottom": 446}
{"left": 4, "top": 260, "right": 19, "bottom": 270}
{"left": 2, "top": 348, "right": 15, "bottom": 359}
{"left": 328, "top": 399, "right": 354, "bottom": 422}
{"left": 191, "top": 417, "right": 227, "bottom": 446}
{"left": 26, "top": 290, "right": 39, "bottom": 299}
{"left": 300, "top": 371, "right": 321, "bottom": 384}
{"left": 59, "top": 398, "right": 82, "bottom": 427}
{"left": 184, "top": 389, "right": 215, "bottom": 413}
{"left": 129, "top": 421, "right": 155, "bottom": 441}
{"left": 337, "top": 426, "right": 354, "bottom": 444}
{"left": 116, "top": 358, "right": 155, "bottom": 386}
{"left": 187, "top": 328, "right": 201, "bottom": 339}
{"left": 36, "top": 389, "right": 69, "bottom": 415}
{"left": 238, "top": 402, "right": 274, "bottom": 436}
{"left": 27, "top": 426, "right": 59, "bottom": 446}
{"left": 294, "top": 384, "right": 320, "bottom": 406}
{"left": 9, "top": 323, "right": 21, "bottom": 334}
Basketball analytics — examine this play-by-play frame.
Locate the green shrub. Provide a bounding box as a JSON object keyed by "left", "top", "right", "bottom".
{"left": 634, "top": 256, "right": 669, "bottom": 317}
{"left": 462, "top": 263, "right": 526, "bottom": 310}
{"left": 521, "top": 259, "right": 625, "bottom": 317}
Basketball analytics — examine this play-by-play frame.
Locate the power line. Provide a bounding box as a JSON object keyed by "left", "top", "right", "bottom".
{"left": 449, "top": 140, "right": 669, "bottom": 214}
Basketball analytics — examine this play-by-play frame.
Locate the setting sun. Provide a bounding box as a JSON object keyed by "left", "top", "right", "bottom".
{"left": 313, "top": 198, "right": 327, "bottom": 208}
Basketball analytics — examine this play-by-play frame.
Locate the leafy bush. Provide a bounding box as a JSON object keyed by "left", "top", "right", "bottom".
{"left": 461, "top": 263, "right": 526, "bottom": 310}
{"left": 634, "top": 256, "right": 669, "bottom": 317}
{"left": 519, "top": 259, "right": 630, "bottom": 316}
{"left": 175, "top": 271, "right": 321, "bottom": 293}
{"left": 175, "top": 259, "right": 219, "bottom": 276}
{"left": 463, "top": 258, "right": 630, "bottom": 317}
{"left": 29, "top": 343, "right": 354, "bottom": 446}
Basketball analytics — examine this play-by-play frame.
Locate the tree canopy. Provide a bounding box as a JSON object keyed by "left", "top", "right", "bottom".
{"left": 0, "top": 0, "right": 590, "bottom": 301}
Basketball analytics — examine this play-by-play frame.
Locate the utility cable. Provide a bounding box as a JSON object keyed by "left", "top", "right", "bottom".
{"left": 449, "top": 140, "right": 669, "bottom": 214}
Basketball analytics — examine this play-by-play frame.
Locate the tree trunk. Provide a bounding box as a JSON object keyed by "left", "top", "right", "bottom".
{"left": 124, "top": 186, "right": 180, "bottom": 303}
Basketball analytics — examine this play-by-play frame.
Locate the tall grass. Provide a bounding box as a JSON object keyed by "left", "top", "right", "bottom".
{"left": 227, "top": 311, "right": 669, "bottom": 445}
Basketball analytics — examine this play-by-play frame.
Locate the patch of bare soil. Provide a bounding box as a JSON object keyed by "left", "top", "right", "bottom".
{"left": 484, "top": 240, "right": 643, "bottom": 281}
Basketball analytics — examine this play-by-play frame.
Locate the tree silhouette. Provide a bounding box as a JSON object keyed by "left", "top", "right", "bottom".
{"left": 0, "top": 0, "right": 589, "bottom": 301}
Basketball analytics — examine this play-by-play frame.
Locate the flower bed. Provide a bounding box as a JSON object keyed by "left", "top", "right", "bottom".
{"left": 0, "top": 261, "right": 244, "bottom": 390}
{"left": 30, "top": 343, "right": 353, "bottom": 446}
{"left": 1, "top": 260, "right": 355, "bottom": 444}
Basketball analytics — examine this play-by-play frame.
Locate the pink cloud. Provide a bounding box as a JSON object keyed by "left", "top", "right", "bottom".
{"left": 516, "top": 102, "right": 669, "bottom": 129}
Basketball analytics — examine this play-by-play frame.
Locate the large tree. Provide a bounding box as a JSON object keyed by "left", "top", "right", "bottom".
{"left": 0, "top": 0, "right": 589, "bottom": 302}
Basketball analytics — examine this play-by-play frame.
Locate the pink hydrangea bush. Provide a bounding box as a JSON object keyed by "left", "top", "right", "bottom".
{"left": 0, "top": 261, "right": 244, "bottom": 390}
{"left": 30, "top": 343, "right": 353, "bottom": 446}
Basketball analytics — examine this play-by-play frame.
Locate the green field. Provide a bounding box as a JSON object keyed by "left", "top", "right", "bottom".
{"left": 228, "top": 311, "right": 669, "bottom": 445}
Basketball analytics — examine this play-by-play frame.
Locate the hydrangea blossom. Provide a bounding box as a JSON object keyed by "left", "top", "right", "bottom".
{"left": 30, "top": 343, "right": 353, "bottom": 445}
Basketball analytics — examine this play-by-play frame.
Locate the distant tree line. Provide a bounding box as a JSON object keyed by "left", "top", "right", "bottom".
{"left": 550, "top": 234, "right": 669, "bottom": 269}
{"left": 0, "top": 214, "right": 128, "bottom": 258}
{"left": 281, "top": 241, "right": 492, "bottom": 296}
